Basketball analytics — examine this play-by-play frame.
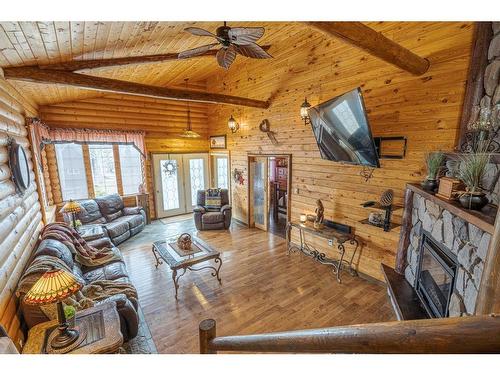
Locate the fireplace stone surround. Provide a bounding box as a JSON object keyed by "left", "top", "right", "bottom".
{"left": 402, "top": 185, "right": 494, "bottom": 317}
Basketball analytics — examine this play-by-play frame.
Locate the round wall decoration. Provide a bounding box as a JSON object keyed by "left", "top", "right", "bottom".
{"left": 8, "top": 139, "right": 30, "bottom": 194}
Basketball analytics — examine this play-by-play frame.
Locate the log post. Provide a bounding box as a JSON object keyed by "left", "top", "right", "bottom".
{"left": 456, "top": 22, "right": 492, "bottom": 150}
{"left": 199, "top": 319, "right": 217, "bottom": 354}
{"left": 394, "top": 188, "right": 414, "bottom": 274}
{"left": 475, "top": 207, "right": 500, "bottom": 315}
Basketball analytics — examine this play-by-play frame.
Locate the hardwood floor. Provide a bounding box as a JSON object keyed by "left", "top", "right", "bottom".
{"left": 120, "top": 218, "right": 395, "bottom": 353}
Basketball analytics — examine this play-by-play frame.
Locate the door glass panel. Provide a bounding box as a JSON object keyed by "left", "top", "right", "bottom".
{"left": 216, "top": 157, "right": 228, "bottom": 189}
{"left": 189, "top": 158, "right": 205, "bottom": 203}
{"left": 160, "top": 159, "right": 180, "bottom": 210}
{"left": 253, "top": 161, "right": 265, "bottom": 226}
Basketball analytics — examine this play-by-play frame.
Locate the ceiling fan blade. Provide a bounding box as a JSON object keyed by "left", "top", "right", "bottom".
{"left": 178, "top": 43, "right": 219, "bottom": 59}
{"left": 216, "top": 46, "right": 237, "bottom": 70}
{"left": 233, "top": 43, "right": 272, "bottom": 59}
{"left": 228, "top": 27, "right": 265, "bottom": 45}
{"left": 184, "top": 27, "right": 217, "bottom": 38}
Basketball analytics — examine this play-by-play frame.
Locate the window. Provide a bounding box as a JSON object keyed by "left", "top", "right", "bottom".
{"left": 119, "top": 144, "right": 143, "bottom": 195}
{"left": 89, "top": 144, "right": 118, "bottom": 196}
{"left": 216, "top": 157, "right": 228, "bottom": 189}
{"left": 55, "top": 143, "right": 89, "bottom": 201}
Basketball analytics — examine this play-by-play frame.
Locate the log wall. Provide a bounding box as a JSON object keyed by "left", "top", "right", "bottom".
{"left": 39, "top": 88, "right": 210, "bottom": 219}
{"left": 206, "top": 22, "right": 475, "bottom": 281}
{"left": 0, "top": 76, "right": 42, "bottom": 348}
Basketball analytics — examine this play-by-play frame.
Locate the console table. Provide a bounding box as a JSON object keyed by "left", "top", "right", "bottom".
{"left": 286, "top": 221, "right": 360, "bottom": 283}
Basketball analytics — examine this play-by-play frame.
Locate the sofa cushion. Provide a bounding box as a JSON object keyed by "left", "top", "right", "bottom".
{"left": 103, "top": 217, "right": 130, "bottom": 238}
{"left": 83, "top": 261, "right": 129, "bottom": 283}
{"left": 34, "top": 239, "right": 74, "bottom": 269}
{"left": 106, "top": 210, "right": 123, "bottom": 222}
{"left": 95, "top": 194, "right": 125, "bottom": 222}
{"left": 123, "top": 214, "right": 144, "bottom": 228}
{"left": 201, "top": 211, "right": 224, "bottom": 224}
{"left": 76, "top": 199, "right": 105, "bottom": 224}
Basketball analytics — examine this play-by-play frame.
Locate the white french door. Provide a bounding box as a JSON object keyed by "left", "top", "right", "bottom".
{"left": 153, "top": 153, "right": 209, "bottom": 218}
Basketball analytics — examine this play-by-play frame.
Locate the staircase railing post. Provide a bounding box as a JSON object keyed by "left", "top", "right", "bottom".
{"left": 199, "top": 319, "right": 217, "bottom": 354}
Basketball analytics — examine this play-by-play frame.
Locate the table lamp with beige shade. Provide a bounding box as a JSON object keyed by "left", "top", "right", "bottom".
{"left": 24, "top": 268, "right": 86, "bottom": 352}
{"left": 60, "top": 199, "right": 82, "bottom": 228}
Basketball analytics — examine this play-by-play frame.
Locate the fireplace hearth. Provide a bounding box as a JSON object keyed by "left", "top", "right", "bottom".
{"left": 415, "top": 232, "right": 457, "bottom": 318}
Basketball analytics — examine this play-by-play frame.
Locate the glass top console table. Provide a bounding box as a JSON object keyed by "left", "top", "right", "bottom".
{"left": 286, "top": 221, "right": 360, "bottom": 283}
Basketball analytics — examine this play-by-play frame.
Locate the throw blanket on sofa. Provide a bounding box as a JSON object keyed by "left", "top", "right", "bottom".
{"left": 41, "top": 222, "right": 122, "bottom": 267}
{"left": 17, "top": 255, "right": 138, "bottom": 320}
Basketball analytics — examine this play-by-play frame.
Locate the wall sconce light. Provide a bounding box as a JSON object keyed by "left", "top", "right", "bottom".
{"left": 228, "top": 115, "right": 240, "bottom": 133}
{"left": 300, "top": 97, "right": 311, "bottom": 125}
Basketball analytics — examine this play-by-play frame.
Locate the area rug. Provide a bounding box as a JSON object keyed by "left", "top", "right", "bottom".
{"left": 120, "top": 306, "right": 157, "bottom": 354}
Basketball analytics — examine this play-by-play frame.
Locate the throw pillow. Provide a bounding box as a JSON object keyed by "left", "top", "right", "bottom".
{"left": 205, "top": 188, "right": 222, "bottom": 211}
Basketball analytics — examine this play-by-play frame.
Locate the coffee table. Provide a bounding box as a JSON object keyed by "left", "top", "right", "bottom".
{"left": 151, "top": 235, "right": 222, "bottom": 299}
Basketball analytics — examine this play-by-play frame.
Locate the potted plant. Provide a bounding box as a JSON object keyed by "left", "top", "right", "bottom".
{"left": 422, "top": 151, "right": 445, "bottom": 192}
{"left": 457, "top": 150, "right": 490, "bottom": 211}
{"left": 64, "top": 305, "right": 76, "bottom": 328}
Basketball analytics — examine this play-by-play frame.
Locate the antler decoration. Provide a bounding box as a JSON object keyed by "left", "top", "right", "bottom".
{"left": 259, "top": 119, "right": 278, "bottom": 145}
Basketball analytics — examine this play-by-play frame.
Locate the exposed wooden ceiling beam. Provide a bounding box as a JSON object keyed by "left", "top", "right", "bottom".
{"left": 3, "top": 66, "right": 270, "bottom": 109}
{"left": 305, "top": 22, "right": 430, "bottom": 75}
{"left": 38, "top": 46, "right": 271, "bottom": 72}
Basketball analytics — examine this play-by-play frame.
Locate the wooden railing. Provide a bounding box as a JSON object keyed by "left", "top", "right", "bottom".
{"left": 199, "top": 314, "right": 500, "bottom": 354}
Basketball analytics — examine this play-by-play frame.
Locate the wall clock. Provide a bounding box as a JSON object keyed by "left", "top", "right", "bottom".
{"left": 8, "top": 139, "right": 30, "bottom": 194}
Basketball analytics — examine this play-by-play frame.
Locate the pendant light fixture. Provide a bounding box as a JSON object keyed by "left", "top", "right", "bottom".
{"left": 180, "top": 78, "right": 201, "bottom": 138}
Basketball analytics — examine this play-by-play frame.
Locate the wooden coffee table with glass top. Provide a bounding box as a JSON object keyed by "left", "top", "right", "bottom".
{"left": 151, "top": 235, "right": 222, "bottom": 299}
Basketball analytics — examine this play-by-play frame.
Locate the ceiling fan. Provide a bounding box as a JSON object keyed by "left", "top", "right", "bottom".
{"left": 178, "top": 22, "right": 272, "bottom": 69}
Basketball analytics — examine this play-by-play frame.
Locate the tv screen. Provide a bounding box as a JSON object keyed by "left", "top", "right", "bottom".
{"left": 308, "top": 87, "right": 380, "bottom": 168}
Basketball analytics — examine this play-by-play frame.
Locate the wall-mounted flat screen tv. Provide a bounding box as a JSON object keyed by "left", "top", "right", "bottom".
{"left": 308, "top": 87, "right": 380, "bottom": 168}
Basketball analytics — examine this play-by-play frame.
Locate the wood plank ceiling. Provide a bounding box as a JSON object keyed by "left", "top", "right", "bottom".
{"left": 0, "top": 22, "right": 305, "bottom": 105}
{"left": 0, "top": 21, "right": 436, "bottom": 107}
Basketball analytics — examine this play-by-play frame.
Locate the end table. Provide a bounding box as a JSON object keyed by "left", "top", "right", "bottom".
{"left": 23, "top": 301, "right": 123, "bottom": 354}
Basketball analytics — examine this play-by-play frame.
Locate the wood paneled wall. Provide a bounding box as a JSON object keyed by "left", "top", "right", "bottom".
{"left": 0, "top": 76, "right": 41, "bottom": 348}
{"left": 206, "top": 22, "right": 474, "bottom": 281}
{"left": 39, "top": 87, "right": 210, "bottom": 219}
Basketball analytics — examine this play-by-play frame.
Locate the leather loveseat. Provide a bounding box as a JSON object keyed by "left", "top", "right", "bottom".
{"left": 76, "top": 194, "right": 146, "bottom": 245}
{"left": 193, "top": 189, "right": 232, "bottom": 230}
{"left": 17, "top": 236, "right": 139, "bottom": 341}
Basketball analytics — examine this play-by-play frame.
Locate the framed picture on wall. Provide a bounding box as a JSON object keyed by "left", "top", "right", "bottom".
{"left": 210, "top": 135, "right": 227, "bottom": 149}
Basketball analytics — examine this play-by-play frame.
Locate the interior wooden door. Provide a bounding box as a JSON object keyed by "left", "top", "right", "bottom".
{"left": 250, "top": 156, "right": 268, "bottom": 231}
{"left": 153, "top": 154, "right": 186, "bottom": 218}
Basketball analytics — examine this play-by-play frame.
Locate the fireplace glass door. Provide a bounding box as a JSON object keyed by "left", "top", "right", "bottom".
{"left": 416, "top": 234, "right": 457, "bottom": 318}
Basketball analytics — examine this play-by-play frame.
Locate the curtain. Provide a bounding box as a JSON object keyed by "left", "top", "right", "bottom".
{"left": 27, "top": 118, "right": 146, "bottom": 157}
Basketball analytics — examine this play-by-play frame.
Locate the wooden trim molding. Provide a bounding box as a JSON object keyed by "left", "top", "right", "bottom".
{"left": 394, "top": 188, "right": 414, "bottom": 274}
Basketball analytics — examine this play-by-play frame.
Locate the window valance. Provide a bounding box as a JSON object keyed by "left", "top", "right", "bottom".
{"left": 27, "top": 118, "right": 146, "bottom": 157}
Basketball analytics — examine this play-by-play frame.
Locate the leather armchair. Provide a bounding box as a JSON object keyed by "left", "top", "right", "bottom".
{"left": 194, "top": 189, "right": 232, "bottom": 230}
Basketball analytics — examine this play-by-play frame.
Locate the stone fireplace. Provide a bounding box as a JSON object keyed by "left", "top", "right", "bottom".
{"left": 404, "top": 186, "right": 493, "bottom": 317}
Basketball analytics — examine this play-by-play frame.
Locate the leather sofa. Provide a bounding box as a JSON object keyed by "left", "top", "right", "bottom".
{"left": 193, "top": 189, "right": 232, "bottom": 230}
{"left": 76, "top": 194, "right": 146, "bottom": 245}
{"left": 17, "top": 236, "right": 139, "bottom": 341}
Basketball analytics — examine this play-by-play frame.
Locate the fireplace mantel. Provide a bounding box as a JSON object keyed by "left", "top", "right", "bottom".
{"left": 406, "top": 183, "right": 496, "bottom": 234}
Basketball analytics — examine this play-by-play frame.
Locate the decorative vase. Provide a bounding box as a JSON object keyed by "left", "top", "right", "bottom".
{"left": 459, "top": 193, "right": 489, "bottom": 211}
{"left": 421, "top": 179, "right": 438, "bottom": 193}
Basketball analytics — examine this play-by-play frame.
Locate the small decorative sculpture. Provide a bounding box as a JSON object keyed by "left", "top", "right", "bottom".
{"left": 314, "top": 199, "right": 324, "bottom": 229}
{"left": 177, "top": 233, "right": 192, "bottom": 251}
{"left": 259, "top": 119, "right": 279, "bottom": 145}
{"left": 379, "top": 189, "right": 394, "bottom": 207}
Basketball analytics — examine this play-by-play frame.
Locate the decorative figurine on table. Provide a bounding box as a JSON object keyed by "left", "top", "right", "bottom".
{"left": 314, "top": 199, "right": 324, "bottom": 229}
{"left": 177, "top": 233, "right": 192, "bottom": 251}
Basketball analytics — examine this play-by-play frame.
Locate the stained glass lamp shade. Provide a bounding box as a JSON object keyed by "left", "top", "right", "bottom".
{"left": 24, "top": 268, "right": 83, "bottom": 349}
{"left": 60, "top": 199, "right": 81, "bottom": 228}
